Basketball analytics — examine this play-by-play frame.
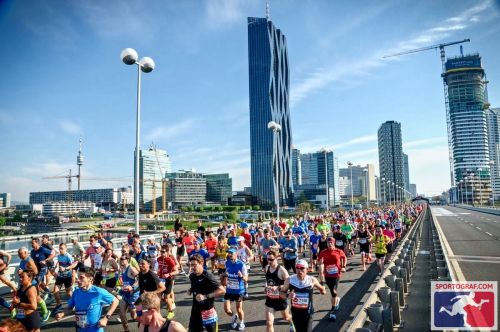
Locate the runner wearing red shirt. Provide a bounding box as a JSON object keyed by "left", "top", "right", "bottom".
{"left": 183, "top": 232, "right": 197, "bottom": 256}
{"left": 157, "top": 246, "right": 178, "bottom": 319}
{"left": 205, "top": 232, "right": 218, "bottom": 273}
{"left": 318, "top": 237, "right": 347, "bottom": 321}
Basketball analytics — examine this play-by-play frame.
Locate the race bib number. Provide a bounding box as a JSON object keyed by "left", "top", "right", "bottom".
{"left": 326, "top": 265, "right": 339, "bottom": 276}
{"left": 359, "top": 238, "right": 367, "bottom": 244}
{"left": 75, "top": 311, "right": 88, "bottom": 328}
{"left": 266, "top": 286, "right": 280, "bottom": 299}
{"left": 201, "top": 307, "right": 218, "bottom": 326}
{"left": 335, "top": 240, "right": 344, "bottom": 247}
{"left": 226, "top": 279, "right": 239, "bottom": 290}
{"left": 16, "top": 309, "right": 25, "bottom": 319}
{"left": 291, "top": 293, "right": 309, "bottom": 309}
{"left": 217, "top": 259, "right": 225, "bottom": 268}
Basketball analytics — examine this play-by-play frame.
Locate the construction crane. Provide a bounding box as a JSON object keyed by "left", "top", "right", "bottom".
{"left": 43, "top": 169, "right": 78, "bottom": 203}
{"left": 383, "top": 38, "right": 471, "bottom": 187}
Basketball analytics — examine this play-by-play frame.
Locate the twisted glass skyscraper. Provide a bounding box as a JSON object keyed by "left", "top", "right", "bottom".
{"left": 248, "top": 17, "right": 293, "bottom": 206}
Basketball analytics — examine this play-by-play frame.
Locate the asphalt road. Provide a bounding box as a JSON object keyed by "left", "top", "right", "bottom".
{"left": 431, "top": 205, "right": 500, "bottom": 285}
{"left": 0, "top": 249, "right": 380, "bottom": 331}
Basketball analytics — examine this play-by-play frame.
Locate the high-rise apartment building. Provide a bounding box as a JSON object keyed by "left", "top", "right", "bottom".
{"left": 487, "top": 108, "right": 500, "bottom": 200}
{"left": 0, "top": 193, "right": 11, "bottom": 208}
{"left": 138, "top": 146, "right": 171, "bottom": 211}
{"left": 445, "top": 54, "right": 491, "bottom": 205}
{"left": 410, "top": 183, "right": 417, "bottom": 197}
{"left": 248, "top": 16, "right": 293, "bottom": 207}
{"left": 378, "top": 121, "right": 405, "bottom": 203}
{"left": 291, "top": 148, "right": 301, "bottom": 187}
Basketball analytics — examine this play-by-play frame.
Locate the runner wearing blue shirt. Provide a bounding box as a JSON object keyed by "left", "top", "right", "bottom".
{"left": 55, "top": 267, "right": 119, "bottom": 332}
{"left": 30, "top": 238, "right": 55, "bottom": 301}
{"left": 279, "top": 231, "right": 298, "bottom": 273}
{"left": 309, "top": 228, "right": 322, "bottom": 272}
{"left": 223, "top": 248, "right": 248, "bottom": 331}
{"left": 188, "top": 241, "right": 210, "bottom": 270}
{"left": 53, "top": 243, "right": 77, "bottom": 313}
{"left": 291, "top": 220, "right": 306, "bottom": 258}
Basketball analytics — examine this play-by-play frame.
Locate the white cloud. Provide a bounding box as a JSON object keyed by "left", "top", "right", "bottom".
{"left": 145, "top": 119, "right": 196, "bottom": 141}
{"left": 59, "top": 120, "right": 82, "bottom": 135}
{"left": 403, "top": 137, "right": 447, "bottom": 149}
{"left": 342, "top": 148, "right": 379, "bottom": 159}
{"left": 291, "top": 0, "right": 494, "bottom": 108}
{"left": 204, "top": 0, "right": 256, "bottom": 29}
{"left": 332, "top": 135, "right": 377, "bottom": 150}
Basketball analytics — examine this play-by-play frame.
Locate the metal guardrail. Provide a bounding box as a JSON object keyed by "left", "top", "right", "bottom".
{"left": 347, "top": 206, "right": 427, "bottom": 331}
{"left": 1, "top": 229, "right": 95, "bottom": 243}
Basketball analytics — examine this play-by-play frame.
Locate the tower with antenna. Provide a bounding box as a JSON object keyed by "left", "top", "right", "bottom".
{"left": 266, "top": 0, "right": 270, "bottom": 20}
{"left": 77, "top": 137, "right": 84, "bottom": 190}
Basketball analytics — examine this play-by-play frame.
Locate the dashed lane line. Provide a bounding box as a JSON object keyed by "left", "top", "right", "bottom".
{"left": 486, "top": 232, "right": 493, "bottom": 237}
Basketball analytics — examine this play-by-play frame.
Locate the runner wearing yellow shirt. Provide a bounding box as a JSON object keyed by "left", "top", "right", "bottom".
{"left": 371, "top": 226, "right": 392, "bottom": 275}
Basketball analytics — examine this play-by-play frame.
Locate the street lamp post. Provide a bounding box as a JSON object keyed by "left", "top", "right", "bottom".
{"left": 268, "top": 121, "right": 282, "bottom": 221}
{"left": 470, "top": 173, "right": 475, "bottom": 206}
{"left": 375, "top": 175, "right": 380, "bottom": 206}
{"left": 381, "top": 177, "right": 386, "bottom": 205}
{"left": 348, "top": 161, "right": 354, "bottom": 209}
{"left": 460, "top": 180, "right": 464, "bottom": 204}
{"left": 121, "top": 48, "right": 155, "bottom": 234}
{"left": 324, "top": 149, "right": 329, "bottom": 211}
{"left": 387, "top": 180, "right": 392, "bottom": 206}
{"left": 490, "top": 160, "right": 495, "bottom": 207}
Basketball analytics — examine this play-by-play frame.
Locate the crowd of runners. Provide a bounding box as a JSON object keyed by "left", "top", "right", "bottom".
{"left": 0, "top": 204, "right": 423, "bottom": 332}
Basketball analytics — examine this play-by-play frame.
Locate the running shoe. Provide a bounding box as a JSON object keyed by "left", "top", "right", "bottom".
{"left": 329, "top": 311, "right": 337, "bottom": 321}
{"left": 10, "top": 308, "right": 16, "bottom": 319}
{"left": 238, "top": 322, "right": 245, "bottom": 331}
{"left": 115, "top": 316, "right": 122, "bottom": 323}
{"left": 289, "top": 323, "right": 296, "bottom": 332}
{"left": 231, "top": 314, "right": 238, "bottom": 329}
{"left": 42, "top": 292, "right": 49, "bottom": 302}
{"left": 166, "top": 311, "right": 175, "bottom": 320}
{"left": 42, "top": 310, "right": 51, "bottom": 322}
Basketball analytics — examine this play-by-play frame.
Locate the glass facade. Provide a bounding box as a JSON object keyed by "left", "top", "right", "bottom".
{"left": 403, "top": 153, "right": 410, "bottom": 192}
{"left": 204, "top": 173, "right": 232, "bottom": 204}
{"left": 138, "top": 146, "right": 171, "bottom": 211}
{"left": 248, "top": 17, "right": 293, "bottom": 207}
{"left": 291, "top": 148, "right": 301, "bottom": 187}
{"left": 378, "top": 121, "right": 405, "bottom": 203}
{"left": 165, "top": 171, "right": 206, "bottom": 207}
{"left": 487, "top": 108, "right": 500, "bottom": 200}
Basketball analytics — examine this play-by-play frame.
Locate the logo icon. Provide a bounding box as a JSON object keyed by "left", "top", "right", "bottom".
{"left": 431, "top": 281, "right": 497, "bottom": 330}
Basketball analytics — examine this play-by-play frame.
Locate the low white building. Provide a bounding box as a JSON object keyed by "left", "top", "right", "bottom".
{"left": 42, "top": 202, "right": 96, "bottom": 216}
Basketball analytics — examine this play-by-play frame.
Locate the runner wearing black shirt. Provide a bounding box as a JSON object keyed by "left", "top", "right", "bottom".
{"left": 138, "top": 259, "right": 165, "bottom": 295}
{"left": 188, "top": 254, "right": 225, "bottom": 332}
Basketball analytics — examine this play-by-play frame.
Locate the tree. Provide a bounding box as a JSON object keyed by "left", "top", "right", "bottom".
{"left": 297, "top": 202, "right": 313, "bottom": 213}
{"left": 252, "top": 205, "right": 261, "bottom": 211}
{"left": 228, "top": 211, "right": 239, "bottom": 222}
{"left": 298, "top": 192, "right": 308, "bottom": 204}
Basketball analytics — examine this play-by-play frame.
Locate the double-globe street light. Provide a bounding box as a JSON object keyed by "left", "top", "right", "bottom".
{"left": 121, "top": 48, "right": 155, "bottom": 234}
{"left": 268, "top": 121, "right": 282, "bottom": 221}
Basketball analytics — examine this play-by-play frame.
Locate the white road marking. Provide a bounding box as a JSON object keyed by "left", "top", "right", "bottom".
{"left": 448, "top": 255, "right": 500, "bottom": 261}
{"left": 486, "top": 232, "right": 493, "bottom": 237}
{"left": 431, "top": 209, "right": 466, "bottom": 282}
{"left": 476, "top": 227, "right": 481, "bottom": 230}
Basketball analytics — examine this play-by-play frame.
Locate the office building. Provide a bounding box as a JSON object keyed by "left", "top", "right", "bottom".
{"left": 299, "top": 149, "right": 340, "bottom": 208}
{"left": 248, "top": 16, "right": 293, "bottom": 207}
{"left": 403, "top": 153, "right": 410, "bottom": 193}
{"left": 166, "top": 170, "right": 206, "bottom": 207}
{"left": 378, "top": 121, "right": 405, "bottom": 203}
{"left": 204, "top": 173, "right": 232, "bottom": 204}
{"left": 339, "top": 164, "right": 376, "bottom": 201}
{"left": 445, "top": 54, "right": 491, "bottom": 205}
{"left": 291, "top": 148, "right": 301, "bottom": 187}
{"left": 487, "top": 108, "right": 500, "bottom": 201}
{"left": 30, "top": 188, "right": 132, "bottom": 205}
{"left": 0, "top": 193, "right": 11, "bottom": 208}
{"left": 138, "top": 145, "right": 172, "bottom": 211}
{"left": 410, "top": 183, "right": 417, "bottom": 197}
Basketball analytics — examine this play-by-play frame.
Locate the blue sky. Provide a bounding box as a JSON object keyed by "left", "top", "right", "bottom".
{"left": 1, "top": 0, "right": 500, "bottom": 202}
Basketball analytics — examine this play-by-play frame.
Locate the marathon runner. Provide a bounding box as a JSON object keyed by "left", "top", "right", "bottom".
{"left": 291, "top": 220, "right": 306, "bottom": 258}
{"left": 318, "top": 237, "right": 347, "bottom": 321}
{"left": 214, "top": 235, "right": 229, "bottom": 275}
{"left": 340, "top": 221, "right": 355, "bottom": 256}
{"left": 332, "top": 225, "right": 348, "bottom": 254}
{"left": 372, "top": 226, "right": 392, "bottom": 274}
{"left": 308, "top": 228, "right": 321, "bottom": 273}
{"left": 280, "top": 231, "right": 298, "bottom": 273}
{"left": 236, "top": 237, "right": 253, "bottom": 297}
{"left": 204, "top": 232, "right": 218, "bottom": 273}
{"left": 117, "top": 254, "right": 139, "bottom": 332}
{"left": 188, "top": 254, "right": 225, "bottom": 332}
{"left": 55, "top": 267, "right": 119, "bottom": 332}
{"left": 281, "top": 259, "right": 326, "bottom": 332}
{"left": 263, "top": 250, "right": 292, "bottom": 332}
{"left": 188, "top": 241, "right": 210, "bottom": 271}
{"left": 12, "top": 270, "right": 40, "bottom": 332}
{"left": 52, "top": 243, "right": 77, "bottom": 313}
{"left": 138, "top": 259, "right": 165, "bottom": 295}
{"left": 0, "top": 249, "right": 16, "bottom": 292}
{"left": 259, "top": 229, "right": 279, "bottom": 271}
{"left": 146, "top": 237, "right": 161, "bottom": 271}
{"left": 30, "top": 238, "right": 55, "bottom": 304}
{"left": 356, "top": 223, "right": 372, "bottom": 271}
{"left": 223, "top": 247, "right": 248, "bottom": 330}
{"left": 157, "top": 245, "right": 178, "bottom": 319}
{"left": 175, "top": 230, "right": 187, "bottom": 275}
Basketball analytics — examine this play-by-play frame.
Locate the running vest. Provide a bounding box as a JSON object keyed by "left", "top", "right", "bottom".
{"left": 237, "top": 247, "right": 249, "bottom": 264}
{"left": 289, "top": 275, "right": 314, "bottom": 315}
{"left": 215, "top": 246, "right": 228, "bottom": 269}
{"left": 357, "top": 231, "right": 369, "bottom": 246}
{"left": 16, "top": 285, "right": 36, "bottom": 319}
{"left": 265, "top": 266, "right": 284, "bottom": 300}
{"left": 121, "top": 266, "right": 138, "bottom": 291}
{"left": 225, "top": 259, "right": 245, "bottom": 295}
